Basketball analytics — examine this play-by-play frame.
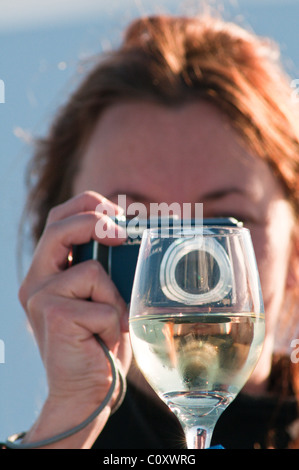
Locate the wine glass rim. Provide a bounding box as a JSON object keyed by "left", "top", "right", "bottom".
{"left": 144, "top": 225, "right": 250, "bottom": 238}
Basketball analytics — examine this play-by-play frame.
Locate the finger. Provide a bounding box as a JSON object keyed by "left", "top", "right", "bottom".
{"left": 45, "top": 260, "right": 127, "bottom": 318}
{"left": 22, "top": 260, "right": 129, "bottom": 332}
{"left": 32, "top": 212, "right": 127, "bottom": 276}
{"left": 28, "top": 294, "right": 123, "bottom": 355}
{"left": 46, "top": 191, "right": 124, "bottom": 225}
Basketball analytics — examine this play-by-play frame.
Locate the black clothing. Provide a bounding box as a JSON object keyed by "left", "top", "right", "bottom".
{"left": 93, "top": 380, "right": 298, "bottom": 449}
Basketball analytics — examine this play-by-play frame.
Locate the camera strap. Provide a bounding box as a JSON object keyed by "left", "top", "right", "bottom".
{"left": 1, "top": 334, "right": 126, "bottom": 449}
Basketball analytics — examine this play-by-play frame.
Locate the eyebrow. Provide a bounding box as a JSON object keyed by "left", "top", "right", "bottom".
{"left": 107, "top": 187, "right": 254, "bottom": 205}
{"left": 107, "top": 191, "right": 153, "bottom": 203}
{"left": 202, "top": 187, "right": 253, "bottom": 202}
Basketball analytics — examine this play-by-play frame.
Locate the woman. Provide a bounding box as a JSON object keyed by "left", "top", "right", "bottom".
{"left": 4, "top": 14, "right": 299, "bottom": 448}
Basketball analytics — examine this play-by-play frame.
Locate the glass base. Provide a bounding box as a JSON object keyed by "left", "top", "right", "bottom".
{"left": 163, "top": 391, "right": 234, "bottom": 449}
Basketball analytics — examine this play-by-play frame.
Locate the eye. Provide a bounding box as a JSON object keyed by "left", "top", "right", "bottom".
{"left": 205, "top": 212, "right": 257, "bottom": 227}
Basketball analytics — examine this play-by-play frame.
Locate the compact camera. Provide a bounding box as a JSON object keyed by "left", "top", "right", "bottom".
{"left": 72, "top": 217, "right": 242, "bottom": 306}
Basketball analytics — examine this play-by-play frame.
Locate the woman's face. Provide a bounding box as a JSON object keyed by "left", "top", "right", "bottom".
{"left": 73, "top": 100, "right": 295, "bottom": 391}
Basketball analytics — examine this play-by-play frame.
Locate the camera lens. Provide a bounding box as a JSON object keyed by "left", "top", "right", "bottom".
{"left": 174, "top": 250, "right": 220, "bottom": 295}
{"left": 159, "top": 236, "right": 233, "bottom": 305}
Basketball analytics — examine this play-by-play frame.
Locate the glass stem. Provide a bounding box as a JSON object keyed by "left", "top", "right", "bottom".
{"left": 185, "top": 424, "right": 213, "bottom": 449}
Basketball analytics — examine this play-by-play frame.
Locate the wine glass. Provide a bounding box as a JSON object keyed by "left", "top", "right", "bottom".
{"left": 129, "top": 224, "right": 265, "bottom": 449}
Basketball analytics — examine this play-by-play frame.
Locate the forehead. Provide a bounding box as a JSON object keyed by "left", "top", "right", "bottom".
{"left": 74, "top": 100, "right": 280, "bottom": 203}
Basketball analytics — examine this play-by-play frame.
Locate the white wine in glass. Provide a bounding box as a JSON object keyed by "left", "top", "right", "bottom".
{"left": 129, "top": 225, "right": 265, "bottom": 449}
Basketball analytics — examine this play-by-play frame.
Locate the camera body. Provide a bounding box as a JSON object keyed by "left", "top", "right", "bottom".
{"left": 72, "top": 217, "right": 242, "bottom": 305}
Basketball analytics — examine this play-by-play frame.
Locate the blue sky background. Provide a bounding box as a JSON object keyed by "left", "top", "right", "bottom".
{"left": 0, "top": 0, "right": 298, "bottom": 441}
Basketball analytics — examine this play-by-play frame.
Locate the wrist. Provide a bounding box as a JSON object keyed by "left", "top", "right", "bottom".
{"left": 3, "top": 335, "right": 126, "bottom": 449}
{"left": 22, "top": 396, "right": 111, "bottom": 449}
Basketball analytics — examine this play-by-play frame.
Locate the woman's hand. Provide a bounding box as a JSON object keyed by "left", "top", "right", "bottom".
{"left": 18, "top": 191, "right": 132, "bottom": 448}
